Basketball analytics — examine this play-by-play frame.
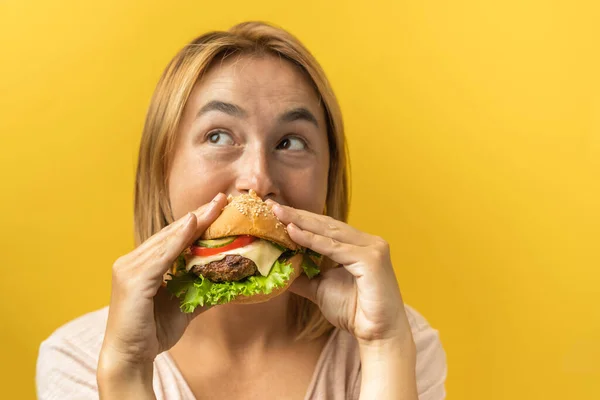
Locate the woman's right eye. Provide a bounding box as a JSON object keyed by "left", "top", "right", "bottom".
{"left": 207, "top": 131, "right": 234, "bottom": 146}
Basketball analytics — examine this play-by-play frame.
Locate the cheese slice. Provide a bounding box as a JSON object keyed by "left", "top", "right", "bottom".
{"left": 185, "top": 239, "right": 285, "bottom": 277}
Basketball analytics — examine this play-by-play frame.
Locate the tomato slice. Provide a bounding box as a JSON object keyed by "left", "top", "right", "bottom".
{"left": 190, "top": 235, "right": 256, "bottom": 257}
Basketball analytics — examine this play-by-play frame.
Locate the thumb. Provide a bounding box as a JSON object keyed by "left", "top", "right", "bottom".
{"left": 289, "top": 274, "right": 321, "bottom": 305}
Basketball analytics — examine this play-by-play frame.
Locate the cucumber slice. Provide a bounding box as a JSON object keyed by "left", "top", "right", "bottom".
{"left": 269, "top": 241, "right": 287, "bottom": 252}
{"left": 306, "top": 248, "right": 323, "bottom": 259}
{"left": 194, "top": 236, "right": 236, "bottom": 248}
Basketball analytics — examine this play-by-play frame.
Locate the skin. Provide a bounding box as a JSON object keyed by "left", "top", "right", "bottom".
{"left": 98, "top": 54, "right": 418, "bottom": 400}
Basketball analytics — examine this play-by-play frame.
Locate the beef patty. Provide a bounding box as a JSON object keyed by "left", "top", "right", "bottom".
{"left": 190, "top": 255, "right": 258, "bottom": 282}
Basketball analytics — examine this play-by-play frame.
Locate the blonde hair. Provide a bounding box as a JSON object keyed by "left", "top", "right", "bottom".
{"left": 134, "top": 21, "right": 350, "bottom": 340}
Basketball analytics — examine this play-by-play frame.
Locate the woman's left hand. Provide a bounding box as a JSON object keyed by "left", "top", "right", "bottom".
{"left": 270, "top": 202, "right": 414, "bottom": 346}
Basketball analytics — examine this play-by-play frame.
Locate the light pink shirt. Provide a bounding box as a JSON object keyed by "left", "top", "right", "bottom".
{"left": 36, "top": 305, "right": 446, "bottom": 399}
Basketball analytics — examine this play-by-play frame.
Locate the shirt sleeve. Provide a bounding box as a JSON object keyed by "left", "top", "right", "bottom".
{"left": 36, "top": 337, "right": 100, "bottom": 400}
{"left": 406, "top": 305, "right": 448, "bottom": 400}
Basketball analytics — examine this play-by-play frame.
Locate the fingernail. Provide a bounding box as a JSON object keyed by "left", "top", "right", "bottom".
{"left": 202, "top": 193, "right": 224, "bottom": 216}
{"left": 184, "top": 212, "right": 194, "bottom": 225}
{"left": 211, "top": 193, "right": 224, "bottom": 203}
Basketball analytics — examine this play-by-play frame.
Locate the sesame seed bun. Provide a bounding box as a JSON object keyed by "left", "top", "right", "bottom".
{"left": 167, "top": 191, "right": 308, "bottom": 309}
{"left": 201, "top": 190, "right": 299, "bottom": 251}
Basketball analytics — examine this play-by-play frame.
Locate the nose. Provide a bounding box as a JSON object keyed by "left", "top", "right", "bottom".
{"left": 235, "top": 149, "right": 279, "bottom": 200}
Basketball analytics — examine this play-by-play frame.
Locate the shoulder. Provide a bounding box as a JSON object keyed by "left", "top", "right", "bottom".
{"left": 36, "top": 307, "right": 109, "bottom": 400}
{"left": 39, "top": 306, "right": 109, "bottom": 360}
{"left": 36, "top": 307, "right": 190, "bottom": 400}
{"left": 404, "top": 304, "right": 448, "bottom": 399}
{"left": 404, "top": 304, "right": 447, "bottom": 364}
{"left": 331, "top": 305, "right": 447, "bottom": 400}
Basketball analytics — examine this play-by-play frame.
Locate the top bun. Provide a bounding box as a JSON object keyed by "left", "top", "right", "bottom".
{"left": 201, "top": 190, "right": 299, "bottom": 251}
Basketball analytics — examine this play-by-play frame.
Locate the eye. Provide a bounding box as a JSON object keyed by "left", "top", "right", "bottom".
{"left": 207, "top": 131, "right": 234, "bottom": 146}
{"left": 277, "top": 136, "right": 306, "bottom": 151}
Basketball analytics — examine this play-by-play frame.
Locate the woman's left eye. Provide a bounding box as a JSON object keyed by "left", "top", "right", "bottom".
{"left": 277, "top": 137, "right": 306, "bottom": 151}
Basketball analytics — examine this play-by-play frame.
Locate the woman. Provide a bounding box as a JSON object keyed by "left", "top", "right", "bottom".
{"left": 36, "top": 22, "right": 446, "bottom": 399}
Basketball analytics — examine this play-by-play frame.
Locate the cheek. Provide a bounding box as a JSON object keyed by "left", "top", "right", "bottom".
{"left": 279, "top": 160, "right": 329, "bottom": 214}
{"left": 167, "top": 149, "right": 232, "bottom": 220}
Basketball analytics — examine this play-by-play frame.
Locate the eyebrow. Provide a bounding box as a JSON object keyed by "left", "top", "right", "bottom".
{"left": 197, "top": 100, "right": 247, "bottom": 119}
{"left": 196, "top": 101, "right": 319, "bottom": 128}
{"left": 279, "top": 107, "right": 319, "bottom": 128}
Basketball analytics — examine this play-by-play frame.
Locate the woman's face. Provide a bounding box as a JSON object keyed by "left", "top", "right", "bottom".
{"left": 168, "top": 54, "right": 330, "bottom": 220}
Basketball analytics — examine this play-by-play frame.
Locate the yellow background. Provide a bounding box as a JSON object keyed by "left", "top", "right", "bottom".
{"left": 1, "top": 1, "right": 598, "bottom": 399}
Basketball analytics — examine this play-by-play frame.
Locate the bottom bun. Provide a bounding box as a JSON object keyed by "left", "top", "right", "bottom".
{"left": 228, "top": 253, "right": 303, "bottom": 305}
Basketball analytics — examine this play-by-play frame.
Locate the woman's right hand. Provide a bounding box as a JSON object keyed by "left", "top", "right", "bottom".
{"left": 97, "top": 193, "right": 227, "bottom": 397}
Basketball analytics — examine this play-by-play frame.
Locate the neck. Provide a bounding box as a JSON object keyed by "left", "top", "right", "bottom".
{"left": 181, "top": 292, "right": 295, "bottom": 353}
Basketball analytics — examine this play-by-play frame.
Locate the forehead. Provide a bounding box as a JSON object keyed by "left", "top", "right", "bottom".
{"left": 188, "top": 53, "right": 323, "bottom": 112}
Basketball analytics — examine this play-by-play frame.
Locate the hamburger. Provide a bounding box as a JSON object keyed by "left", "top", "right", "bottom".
{"left": 166, "top": 190, "right": 321, "bottom": 312}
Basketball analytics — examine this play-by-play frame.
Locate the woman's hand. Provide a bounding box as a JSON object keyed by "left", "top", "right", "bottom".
{"left": 270, "top": 203, "right": 413, "bottom": 347}
{"left": 98, "top": 193, "right": 227, "bottom": 393}
{"left": 271, "top": 203, "right": 419, "bottom": 399}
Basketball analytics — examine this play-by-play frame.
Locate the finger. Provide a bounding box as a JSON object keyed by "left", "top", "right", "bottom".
{"left": 134, "top": 193, "right": 227, "bottom": 256}
{"left": 271, "top": 203, "right": 371, "bottom": 246}
{"left": 288, "top": 274, "right": 320, "bottom": 304}
{"left": 148, "top": 212, "right": 198, "bottom": 276}
{"left": 190, "top": 192, "right": 228, "bottom": 222}
{"left": 186, "top": 193, "right": 228, "bottom": 246}
{"left": 160, "top": 192, "right": 228, "bottom": 261}
{"left": 287, "top": 223, "right": 365, "bottom": 276}
{"left": 264, "top": 198, "right": 277, "bottom": 208}
{"left": 143, "top": 194, "right": 227, "bottom": 278}
{"left": 153, "top": 286, "right": 211, "bottom": 352}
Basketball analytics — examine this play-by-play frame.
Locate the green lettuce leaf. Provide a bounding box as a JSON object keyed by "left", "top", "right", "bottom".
{"left": 301, "top": 254, "right": 321, "bottom": 278}
{"left": 166, "top": 258, "right": 295, "bottom": 313}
